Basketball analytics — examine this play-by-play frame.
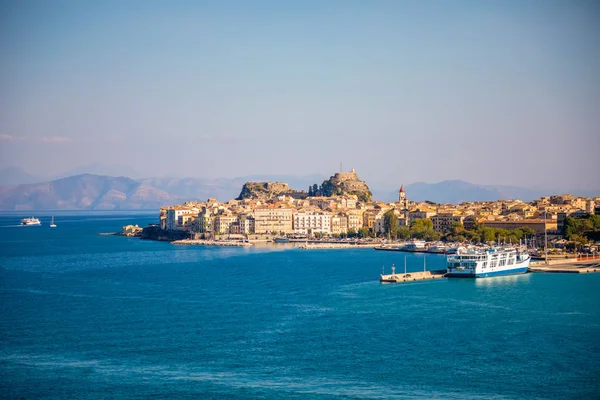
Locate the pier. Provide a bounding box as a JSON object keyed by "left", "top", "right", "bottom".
{"left": 380, "top": 269, "right": 447, "bottom": 283}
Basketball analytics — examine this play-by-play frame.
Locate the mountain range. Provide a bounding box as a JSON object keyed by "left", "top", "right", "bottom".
{"left": 0, "top": 174, "right": 177, "bottom": 210}
{"left": 0, "top": 167, "right": 597, "bottom": 210}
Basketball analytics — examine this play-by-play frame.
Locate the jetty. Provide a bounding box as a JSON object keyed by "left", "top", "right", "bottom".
{"left": 380, "top": 269, "right": 447, "bottom": 283}
{"left": 380, "top": 256, "right": 447, "bottom": 283}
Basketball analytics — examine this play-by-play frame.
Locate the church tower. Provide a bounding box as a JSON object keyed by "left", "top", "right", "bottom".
{"left": 399, "top": 185, "right": 406, "bottom": 203}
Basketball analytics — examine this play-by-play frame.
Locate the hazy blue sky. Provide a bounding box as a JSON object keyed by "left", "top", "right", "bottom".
{"left": 1, "top": 0, "right": 598, "bottom": 189}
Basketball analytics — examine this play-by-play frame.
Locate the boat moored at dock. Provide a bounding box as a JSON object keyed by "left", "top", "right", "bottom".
{"left": 446, "top": 247, "right": 530, "bottom": 278}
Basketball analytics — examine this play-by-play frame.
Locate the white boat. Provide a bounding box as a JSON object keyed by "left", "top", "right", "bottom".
{"left": 50, "top": 216, "right": 57, "bottom": 228}
{"left": 21, "top": 217, "right": 41, "bottom": 226}
{"left": 446, "top": 247, "right": 530, "bottom": 278}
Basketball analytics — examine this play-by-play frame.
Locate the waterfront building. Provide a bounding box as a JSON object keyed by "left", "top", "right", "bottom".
{"left": 293, "top": 211, "right": 332, "bottom": 235}
{"left": 254, "top": 206, "right": 293, "bottom": 234}
{"left": 363, "top": 209, "right": 385, "bottom": 231}
{"left": 192, "top": 208, "right": 215, "bottom": 234}
{"left": 237, "top": 214, "right": 255, "bottom": 234}
{"left": 346, "top": 211, "right": 362, "bottom": 232}
{"left": 330, "top": 214, "right": 348, "bottom": 235}
{"left": 166, "top": 208, "right": 198, "bottom": 231}
{"left": 214, "top": 214, "right": 238, "bottom": 234}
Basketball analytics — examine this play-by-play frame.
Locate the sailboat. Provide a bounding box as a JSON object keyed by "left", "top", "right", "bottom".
{"left": 50, "top": 216, "right": 57, "bottom": 228}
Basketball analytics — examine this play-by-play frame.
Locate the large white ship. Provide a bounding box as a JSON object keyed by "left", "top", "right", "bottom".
{"left": 21, "top": 217, "right": 41, "bottom": 226}
{"left": 446, "top": 247, "right": 530, "bottom": 278}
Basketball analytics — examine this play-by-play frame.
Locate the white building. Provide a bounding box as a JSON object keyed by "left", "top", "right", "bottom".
{"left": 166, "top": 208, "right": 198, "bottom": 231}
{"left": 293, "top": 211, "right": 331, "bottom": 235}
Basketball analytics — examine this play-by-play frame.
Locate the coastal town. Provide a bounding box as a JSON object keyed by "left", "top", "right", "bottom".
{"left": 145, "top": 169, "right": 600, "bottom": 254}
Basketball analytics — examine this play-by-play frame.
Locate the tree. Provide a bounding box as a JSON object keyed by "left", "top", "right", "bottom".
{"left": 397, "top": 227, "right": 411, "bottom": 240}
{"left": 383, "top": 210, "right": 398, "bottom": 239}
{"left": 347, "top": 228, "right": 358, "bottom": 238}
{"left": 357, "top": 227, "right": 370, "bottom": 238}
{"left": 308, "top": 186, "right": 313, "bottom": 196}
{"left": 312, "top": 184, "right": 319, "bottom": 196}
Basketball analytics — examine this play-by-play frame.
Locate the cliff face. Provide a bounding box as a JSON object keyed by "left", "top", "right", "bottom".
{"left": 320, "top": 169, "right": 372, "bottom": 202}
{"left": 236, "top": 182, "right": 297, "bottom": 200}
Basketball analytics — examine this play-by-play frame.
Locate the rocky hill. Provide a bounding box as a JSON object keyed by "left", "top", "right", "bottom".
{"left": 318, "top": 169, "right": 372, "bottom": 202}
{"left": 236, "top": 182, "right": 303, "bottom": 200}
{"left": 0, "top": 174, "right": 178, "bottom": 210}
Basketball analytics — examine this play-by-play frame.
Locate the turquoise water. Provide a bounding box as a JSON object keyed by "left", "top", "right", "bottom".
{"left": 1, "top": 213, "right": 599, "bottom": 399}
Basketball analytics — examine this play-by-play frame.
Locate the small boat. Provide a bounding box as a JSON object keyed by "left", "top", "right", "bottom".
{"left": 21, "top": 217, "right": 41, "bottom": 226}
{"left": 273, "top": 237, "right": 289, "bottom": 243}
{"left": 50, "top": 216, "right": 57, "bottom": 228}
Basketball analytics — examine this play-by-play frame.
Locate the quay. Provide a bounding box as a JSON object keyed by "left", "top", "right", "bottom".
{"left": 380, "top": 269, "right": 447, "bottom": 283}
{"left": 171, "top": 239, "right": 253, "bottom": 247}
{"left": 300, "top": 243, "right": 380, "bottom": 249}
{"left": 529, "top": 258, "right": 600, "bottom": 274}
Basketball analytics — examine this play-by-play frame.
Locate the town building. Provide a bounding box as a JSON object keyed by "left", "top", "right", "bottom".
{"left": 293, "top": 211, "right": 332, "bottom": 235}
{"left": 254, "top": 206, "right": 293, "bottom": 234}
{"left": 431, "top": 213, "right": 465, "bottom": 233}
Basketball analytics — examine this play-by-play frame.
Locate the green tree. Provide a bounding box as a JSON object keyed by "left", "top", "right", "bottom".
{"left": 383, "top": 210, "right": 398, "bottom": 239}
{"left": 397, "top": 227, "right": 411, "bottom": 240}
{"left": 481, "top": 227, "right": 496, "bottom": 243}
{"left": 357, "top": 227, "right": 370, "bottom": 238}
{"left": 347, "top": 228, "right": 358, "bottom": 238}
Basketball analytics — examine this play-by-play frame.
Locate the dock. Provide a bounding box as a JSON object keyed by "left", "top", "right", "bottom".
{"left": 380, "top": 269, "right": 447, "bottom": 283}
{"left": 528, "top": 259, "right": 600, "bottom": 274}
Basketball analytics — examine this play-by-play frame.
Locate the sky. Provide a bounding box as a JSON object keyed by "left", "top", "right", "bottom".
{"left": 1, "top": 0, "right": 599, "bottom": 190}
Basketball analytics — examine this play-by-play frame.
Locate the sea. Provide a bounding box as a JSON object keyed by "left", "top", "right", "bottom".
{"left": 0, "top": 212, "right": 599, "bottom": 399}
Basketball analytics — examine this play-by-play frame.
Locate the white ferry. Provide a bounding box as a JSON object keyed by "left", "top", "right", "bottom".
{"left": 21, "top": 217, "right": 41, "bottom": 226}
{"left": 446, "top": 247, "right": 530, "bottom": 278}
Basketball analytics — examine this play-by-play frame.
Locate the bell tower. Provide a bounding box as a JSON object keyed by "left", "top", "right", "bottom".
{"left": 399, "top": 185, "right": 406, "bottom": 203}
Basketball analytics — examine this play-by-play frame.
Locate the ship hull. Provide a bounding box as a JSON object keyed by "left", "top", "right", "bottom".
{"left": 446, "top": 266, "right": 529, "bottom": 278}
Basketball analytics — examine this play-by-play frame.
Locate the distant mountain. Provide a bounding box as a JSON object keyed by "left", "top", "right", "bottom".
{"left": 404, "top": 180, "right": 504, "bottom": 204}
{"left": 54, "top": 163, "right": 142, "bottom": 180}
{"left": 0, "top": 166, "right": 43, "bottom": 186}
{"left": 0, "top": 174, "right": 178, "bottom": 210}
{"left": 481, "top": 185, "right": 549, "bottom": 202}
{"left": 373, "top": 180, "right": 549, "bottom": 204}
{"left": 139, "top": 174, "right": 326, "bottom": 202}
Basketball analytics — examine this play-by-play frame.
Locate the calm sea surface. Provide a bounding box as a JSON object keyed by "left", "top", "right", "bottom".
{"left": 0, "top": 212, "right": 598, "bottom": 399}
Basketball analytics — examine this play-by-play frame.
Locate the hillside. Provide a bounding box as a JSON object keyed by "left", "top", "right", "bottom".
{"left": 0, "top": 174, "right": 178, "bottom": 210}
{"left": 317, "top": 169, "right": 372, "bottom": 202}
{"left": 236, "top": 182, "right": 302, "bottom": 200}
